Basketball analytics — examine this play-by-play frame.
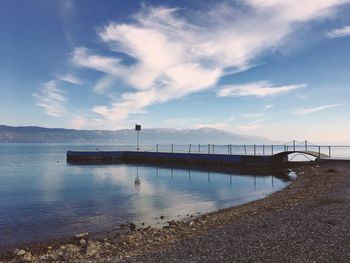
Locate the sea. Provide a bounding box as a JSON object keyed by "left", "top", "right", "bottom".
{"left": 0, "top": 143, "right": 297, "bottom": 250}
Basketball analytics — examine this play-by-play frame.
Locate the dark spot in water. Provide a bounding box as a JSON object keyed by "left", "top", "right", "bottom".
{"left": 129, "top": 222, "right": 136, "bottom": 231}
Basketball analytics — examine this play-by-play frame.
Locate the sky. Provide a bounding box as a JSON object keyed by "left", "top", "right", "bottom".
{"left": 1, "top": 0, "right": 350, "bottom": 143}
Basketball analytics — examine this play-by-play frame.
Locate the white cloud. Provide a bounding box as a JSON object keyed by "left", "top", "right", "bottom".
{"left": 264, "top": 104, "right": 274, "bottom": 109}
{"left": 69, "top": 1, "right": 348, "bottom": 128}
{"left": 295, "top": 104, "right": 342, "bottom": 115}
{"left": 94, "top": 75, "right": 117, "bottom": 94}
{"left": 247, "top": 0, "right": 349, "bottom": 21}
{"left": 60, "top": 0, "right": 74, "bottom": 12}
{"left": 251, "top": 118, "right": 264, "bottom": 124}
{"left": 218, "top": 81, "right": 306, "bottom": 97}
{"left": 72, "top": 47, "right": 124, "bottom": 76}
{"left": 237, "top": 124, "right": 262, "bottom": 131}
{"left": 243, "top": 112, "right": 265, "bottom": 118}
{"left": 192, "top": 123, "right": 229, "bottom": 130}
{"left": 163, "top": 118, "right": 202, "bottom": 128}
{"left": 34, "top": 81, "right": 67, "bottom": 117}
{"left": 192, "top": 115, "right": 235, "bottom": 130}
{"left": 69, "top": 115, "right": 88, "bottom": 129}
{"left": 326, "top": 25, "right": 350, "bottom": 38}
{"left": 58, "top": 73, "right": 82, "bottom": 85}
{"left": 237, "top": 115, "right": 264, "bottom": 131}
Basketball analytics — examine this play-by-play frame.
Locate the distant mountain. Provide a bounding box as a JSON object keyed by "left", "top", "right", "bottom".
{"left": 0, "top": 125, "right": 270, "bottom": 144}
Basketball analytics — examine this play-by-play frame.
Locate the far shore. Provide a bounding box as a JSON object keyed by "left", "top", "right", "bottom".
{"left": 1, "top": 160, "right": 350, "bottom": 262}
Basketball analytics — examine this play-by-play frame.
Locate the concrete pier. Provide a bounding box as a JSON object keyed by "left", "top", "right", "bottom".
{"left": 66, "top": 151, "right": 273, "bottom": 167}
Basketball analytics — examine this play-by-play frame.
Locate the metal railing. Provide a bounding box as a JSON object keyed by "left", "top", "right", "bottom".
{"left": 139, "top": 141, "right": 350, "bottom": 159}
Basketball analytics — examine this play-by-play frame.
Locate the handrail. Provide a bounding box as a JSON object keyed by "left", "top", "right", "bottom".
{"left": 135, "top": 143, "right": 350, "bottom": 159}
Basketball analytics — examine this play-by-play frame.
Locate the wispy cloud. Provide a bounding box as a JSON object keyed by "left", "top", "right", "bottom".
{"left": 247, "top": 0, "right": 349, "bottom": 20}
{"left": 192, "top": 123, "right": 230, "bottom": 130}
{"left": 295, "top": 104, "right": 342, "bottom": 115}
{"left": 34, "top": 81, "right": 67, "bottom": 117}
{"left": 243, "top": 112, "right": 265, "bottom": 118}
{"left": 192, "top": 116, "right": 235, "bottom": 130}
{"left": 58, "top": 73, "right": 82, "bottom": 85}
{"left": 237, "top": 124, "right": 262, "bottom": 131}
{"left": 73, "top": 47, "right": 123, "bottom": 75}
{"left": 237, "top": 115, "right": 264, "bottom": 131}
{"left": 326, "top": 25, "right": 350, "bottom": 38}
{"left": 217, "top": 81, "right": 306, "bottom": 97}
{"left": 69, "top": 1, "right": 347, "bottom": 128}
{"left": 93, "top": 75, "right": 117, "bottom": 94}
{"left": 264, "top": 104, "right": 274, "bottom": 109}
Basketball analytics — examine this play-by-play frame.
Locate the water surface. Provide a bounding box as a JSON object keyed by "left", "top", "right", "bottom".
{"left": 0, "top": 144, "right": 294, "bottom": 249}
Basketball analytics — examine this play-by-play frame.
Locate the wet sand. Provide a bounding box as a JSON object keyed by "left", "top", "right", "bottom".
{"left": 1, "top": 161, "right": 350, "bottom": 262}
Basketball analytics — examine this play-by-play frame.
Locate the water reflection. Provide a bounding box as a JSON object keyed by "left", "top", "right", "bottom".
{"left": 0, "top": 145, "right": 294, "bottom": 250}
{"left": 88, "top": 163, "right": 293, "bottom": 229}
{"left": 134, "top": 166, "right": 141, "bottom": 189}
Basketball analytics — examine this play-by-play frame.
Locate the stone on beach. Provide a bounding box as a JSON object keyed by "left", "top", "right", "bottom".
{"left": 86, "top": 241, "right": 101, "bottom": 256}
{"left": 79, "top": 239, "right": 87, "bottom": 246}
{"left": 62, "top": 244, "right": 79, "bottom": 260}
{"left": 13, "top": 249, "right": 26, "bottom": 256}
{"left": 74, "top": 232, "right": 89, "bottom": 239}
{"left": 23, "top": 252, "right": 34, "bottom": 262}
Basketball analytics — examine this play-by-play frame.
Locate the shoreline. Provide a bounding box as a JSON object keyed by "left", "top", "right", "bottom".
{"left": 1, "top": 162, "right": 349, "bottom": 262}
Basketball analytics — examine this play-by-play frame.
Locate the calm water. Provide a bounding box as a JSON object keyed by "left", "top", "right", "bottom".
{"left": 0, "top": 144, "right": 294, "bottom": 249}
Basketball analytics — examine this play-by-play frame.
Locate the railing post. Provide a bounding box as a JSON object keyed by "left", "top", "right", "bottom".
{"left": 227, "top": 145, "right": 230, "bottom": 154}
{"left": 171, "top": 144, "right": 173, "bottom": 153}
{"left": 318, "top": 146, "right": 321, "bottom": 158}
{"left": 305, "top": 140, "right": 308, "bottom": 151}
{"left": 293, "top": 140, "right": 296, "bottom": 151}
{"left": 244, "top": 145, "right": 247, "bottom": 155}
{"left": 208, "top": 144, "right": 210, "bottom": 154}
{"left": 213, "top": 144, "right": 215, "bottom": 154}
{"left": 328, "top": 146, "right": 331, "bottom": 158}
{"left": 156, "top": 144, "right": 159, "bottom": 152}
{"left": 263, "top": 145, "right": 265, "bottom": 155}
{"left": 271, "top": 145, "right": 274, "bottom": 155}
{"left": 198, "top": 144, "right": 200, "bottom": 153}
{"left": 254, "top": 145, "right": 256, "bottom": 156}
{"left": 230, "top": 144, "right": 232, "bottom": 155}
{"left": 189, "top": 144, "right": 192, "bottom": 154}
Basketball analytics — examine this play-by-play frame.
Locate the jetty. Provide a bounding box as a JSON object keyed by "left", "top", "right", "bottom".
{"left": 66, "top": 141, "right": 348, "bottom": 167}
{"left": 67, "top": 150, "right": 273, "bottom": 167}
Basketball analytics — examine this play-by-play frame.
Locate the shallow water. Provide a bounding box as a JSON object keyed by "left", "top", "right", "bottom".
{"left": 0, "top": 144, "right": 294, "bottom": 249}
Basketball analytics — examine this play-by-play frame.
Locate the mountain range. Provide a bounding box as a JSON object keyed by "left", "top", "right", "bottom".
{"left": 0, "top": 125, "right": 270, "bottom": 144}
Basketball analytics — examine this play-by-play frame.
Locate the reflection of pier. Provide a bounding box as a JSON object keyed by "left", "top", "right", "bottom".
{"left": 150, "top": 164, "right": 290, "bottom": 187}
{"left": 134, "top": 165, "right": 141, "bottom": 189}
{"left": 147, "top": 162, "right": 292, "bottom": 181}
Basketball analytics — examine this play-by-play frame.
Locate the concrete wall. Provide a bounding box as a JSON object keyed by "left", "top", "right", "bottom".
{"left": 67, "top": 151, "right": 273, "bottom": 167}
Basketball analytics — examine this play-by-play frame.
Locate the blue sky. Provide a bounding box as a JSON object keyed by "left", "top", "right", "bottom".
{"left": 1, "top": 0, "right": 350, "bottom": 143}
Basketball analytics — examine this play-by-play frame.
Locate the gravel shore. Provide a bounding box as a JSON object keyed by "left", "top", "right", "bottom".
{"left": 127, "top": 163, "right": 350, "bottom": 263}
{"left": 2, "top": 162, "right": 350, "bottom": 262}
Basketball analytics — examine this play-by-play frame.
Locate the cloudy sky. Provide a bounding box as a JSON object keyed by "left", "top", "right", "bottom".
{"left": 1, "top": 0, "right": 350, "bottom": 143}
